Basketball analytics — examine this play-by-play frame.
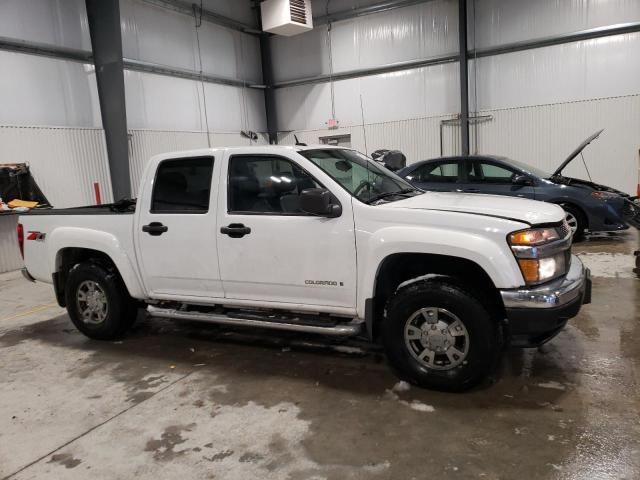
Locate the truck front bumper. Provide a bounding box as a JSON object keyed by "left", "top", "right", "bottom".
{"left": 500, "top": 255, "right": 591, "bottom": 347}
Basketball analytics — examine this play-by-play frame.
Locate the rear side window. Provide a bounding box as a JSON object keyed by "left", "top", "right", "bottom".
{"left": 151, "top": 157, "right": 214, "bottom": 213}
{"left": 228, "top": 155, "right": 321, "bottom": 214}
{"left": 412, "top": 161, "right": 459, "bottom": 183}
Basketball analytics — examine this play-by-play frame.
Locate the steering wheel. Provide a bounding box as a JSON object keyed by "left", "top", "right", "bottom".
{"left": 353, "top": 180, "right": 374, "bottom": 198}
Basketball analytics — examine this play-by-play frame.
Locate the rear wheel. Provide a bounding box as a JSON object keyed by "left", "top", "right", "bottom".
{"left": 65, "top": 262, "right": 138, "bottom": 340}
{"left": 382, "top": 280, "right": 501, "bottom": 392}
{"left": 561, "top": 204, "right": 586, "bottom": 242}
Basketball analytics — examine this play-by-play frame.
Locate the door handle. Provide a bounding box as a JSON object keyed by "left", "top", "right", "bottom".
{"left": 220, "top": 223, "right": 251, "bottom": 238}
{"left": 142, "top": 222, "right": 168, "bottom": 236}
{"left": 463, "top": 188, "right": 480, "bottom": 193}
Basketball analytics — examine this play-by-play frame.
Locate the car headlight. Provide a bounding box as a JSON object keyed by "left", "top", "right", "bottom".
{"left": 591, "top": 191, "right": 618, "bottom": 200}
{"left": 508, "top": 225, "right": 571, "bottom": 285}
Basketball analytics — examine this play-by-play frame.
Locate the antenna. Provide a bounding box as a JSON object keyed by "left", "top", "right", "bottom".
{"left": 359, "top": 95, "right": 369, "bottom": 157}
{"left": 294, "top": 134, "right": 307, "bottom": 146}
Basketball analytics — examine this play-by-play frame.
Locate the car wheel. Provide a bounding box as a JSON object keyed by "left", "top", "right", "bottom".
{"left": 382, "top": 280, "right": 501, "bottom": 392}
{"left": 65, "top": 262, "right": 138, "bottom": 340}
{"left": 561, "top": 204, "right": 586, "bottom": 242}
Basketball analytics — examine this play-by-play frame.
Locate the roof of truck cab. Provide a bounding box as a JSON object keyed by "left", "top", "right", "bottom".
{"left": 148, "top": 144, "right": 348, "bottom": 161}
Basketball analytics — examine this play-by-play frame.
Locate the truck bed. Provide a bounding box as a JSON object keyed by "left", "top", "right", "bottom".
{"left": 25, "top": 199, "right": 137, "bottom": 216}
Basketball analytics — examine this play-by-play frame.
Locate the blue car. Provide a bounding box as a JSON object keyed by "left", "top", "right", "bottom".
{"left": 396, "top": 130, "right": 631, "bottom": 241}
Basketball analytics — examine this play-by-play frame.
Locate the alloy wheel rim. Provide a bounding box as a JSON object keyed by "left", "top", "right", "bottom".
{"left": 565, "top": 211, "right": 578, "bottom": 234}
{"left": 76, "top": 280, "right": 108, "bottom": 325}
{"left": 404, "top": 307, "right": 470, "bottom": 371}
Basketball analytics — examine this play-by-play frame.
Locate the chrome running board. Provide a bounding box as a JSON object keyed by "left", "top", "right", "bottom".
{"left": 147, "top": 306, "right": 363, "bottom": 337}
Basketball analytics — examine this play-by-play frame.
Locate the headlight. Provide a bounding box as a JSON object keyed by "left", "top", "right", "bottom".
{"left": 508, "top": 225, "right": 570, "bottom": 285}
{"left": 509, "top": 227, "right": 560, "bottom": 246}
{"left": 591, "top": 191, "right": 618, "bottom": 200}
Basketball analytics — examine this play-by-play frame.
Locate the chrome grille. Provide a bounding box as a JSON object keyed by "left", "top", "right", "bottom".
{"left": 558, "top": 221, "right": 571, "bottom": 239}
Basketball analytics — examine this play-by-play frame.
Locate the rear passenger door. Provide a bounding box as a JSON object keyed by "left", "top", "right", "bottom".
{"left": 405, "top": 160, "right": 460, "bottom": 191}
{"left": 135, "top": 156, "right": 224, "bottom": 300}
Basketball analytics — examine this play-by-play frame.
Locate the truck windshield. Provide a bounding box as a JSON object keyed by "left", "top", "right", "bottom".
{"left": 299, "top": 149, "right": 420, "bottom": 204}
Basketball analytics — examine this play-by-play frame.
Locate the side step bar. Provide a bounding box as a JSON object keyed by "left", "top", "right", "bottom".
{"left": 147, "top": 306, "right": 363, "bottom": 337}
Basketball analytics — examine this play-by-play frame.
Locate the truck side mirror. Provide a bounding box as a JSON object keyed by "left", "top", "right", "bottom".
{"left": 300, "top": 188, "right": 342, "bottom": 218}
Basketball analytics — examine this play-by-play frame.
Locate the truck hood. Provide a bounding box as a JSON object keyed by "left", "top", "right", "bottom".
{"left": 552, "top": 129, "right": 603, "bottom": 176}
{"left": 386, "top": 191, "right": 564, "bottom": 226}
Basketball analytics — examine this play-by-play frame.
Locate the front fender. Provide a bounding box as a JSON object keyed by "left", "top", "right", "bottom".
{"left": 47, "top": 227, "right": 146, "bottom": 299}
{"left": 358, "top": 225, "right": 525, "bottom": 316}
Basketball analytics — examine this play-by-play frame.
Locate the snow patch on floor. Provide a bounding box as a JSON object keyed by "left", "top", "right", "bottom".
{"left": 391, "top": 381, "right": 411, "bottom": 393}
{"left": 576, "top": 252, "right": 635, "bottom": 278}
{"left": 399, "top": 400, "right": 435, "bottom": 412}
{"left": 536, "top": 381, "right": 566, "bottom": 390}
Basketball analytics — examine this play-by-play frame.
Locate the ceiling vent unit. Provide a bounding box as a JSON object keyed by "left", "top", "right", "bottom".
{"left": 261, "top": 0, "right": 313, "bottom": 36}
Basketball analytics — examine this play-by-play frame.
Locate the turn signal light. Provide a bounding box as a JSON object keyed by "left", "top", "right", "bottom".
{"left": 517, "top": 259, "right": 540, "bottom": 283}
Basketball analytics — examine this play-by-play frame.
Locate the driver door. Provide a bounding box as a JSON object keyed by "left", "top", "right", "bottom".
{"left": 459, "top": 159, "right": 535, "bottom": 198}
{"left": 215, "top": 150, "right": 357, "bottom": 310}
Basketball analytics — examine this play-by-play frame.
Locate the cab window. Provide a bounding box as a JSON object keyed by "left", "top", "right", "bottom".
{"left": 151, "top": 157, "right": 213, "bottom": 213}
{"left": 228, "top": 155, "right": 322, "bottom": 214}
{"left": 469, "top": 161, "right": 515, "bottom": 184}
{"left": 412, "top": 161, "right": 459, "bottom": 183}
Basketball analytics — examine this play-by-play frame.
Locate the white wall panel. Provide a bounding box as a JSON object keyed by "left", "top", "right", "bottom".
{"left": 271, "top": 0, "right": 457, "bottom": 82}
{"left": 469, "top": 0, "right": 640, "bottom": 49}
{"left": 0, "top": 52, "right": 101, "bottom": 128}
{"left": 470, "top": 32, "right": 640, "bottom": 111}
{"left": 472, "top": 95, "right": 640, "bottom": 195}
{"left": 201, "top": 0, "right": 258, "bottom": 28}
{"left": 120, "top": 0, "right": 262, "bottom": 83}
{"left": 0, "top": 0, "right": 91, "bottom": 50}
{"left": 275, "top": 62, "right": 460, "bottom": 131}
{"left": 0, "top": 126, "right": 112, "bottom": 208}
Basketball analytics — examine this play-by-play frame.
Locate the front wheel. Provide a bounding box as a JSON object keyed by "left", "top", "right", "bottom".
{"left": 65, "top": 262, "right": 138, "bottom": 340}
{"left": 382, "top": 280, "right": 501, "bottom": 392}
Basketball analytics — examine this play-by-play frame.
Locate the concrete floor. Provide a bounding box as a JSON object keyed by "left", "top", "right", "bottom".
{"left": 1, "top": 233, "right": 639, "bottom": 480}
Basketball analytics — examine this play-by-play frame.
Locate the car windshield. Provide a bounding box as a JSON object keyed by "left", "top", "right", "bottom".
{"left": 503, "top": 158, "right": 553, "bottom": 178}
{"left": 299, "top": 148, "right": 420, "bottom": 204}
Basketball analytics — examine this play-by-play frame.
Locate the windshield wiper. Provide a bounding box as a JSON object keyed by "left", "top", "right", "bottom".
{"left": 366, "top": 188, "right": 419, "bottom": 204}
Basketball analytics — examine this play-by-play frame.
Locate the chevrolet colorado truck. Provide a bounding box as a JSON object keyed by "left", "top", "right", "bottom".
{"left": 19, "top": 146, "right": 592, "bottom": 391}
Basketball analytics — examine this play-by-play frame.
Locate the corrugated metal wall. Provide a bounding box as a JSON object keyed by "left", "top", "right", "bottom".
{"left": 0, "top": 125, "right": 113, "bottom": 207}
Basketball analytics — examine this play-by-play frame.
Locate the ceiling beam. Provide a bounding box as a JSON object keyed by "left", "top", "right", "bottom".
{"left": 141, "top": 0, "right": 261, "bottom": 34}
{"left": 313, "top": 0, "right": 433, "bottom": 25}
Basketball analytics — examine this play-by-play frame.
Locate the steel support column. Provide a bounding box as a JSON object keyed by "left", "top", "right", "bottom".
{"left": 86, "top": 0, "right": 131, "bottom": 200}
{"left": 258, "top": 13, "right": 278, "bottom": 144}
{"left": 458, "top": 0, "right": 470, "bottom": 156}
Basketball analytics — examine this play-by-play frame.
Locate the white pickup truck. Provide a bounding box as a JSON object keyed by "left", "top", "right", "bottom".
{"left": 19, "top": 145, "right": 591, "bottom": 391}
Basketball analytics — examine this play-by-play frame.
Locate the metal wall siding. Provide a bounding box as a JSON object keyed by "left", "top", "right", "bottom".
{"left": 469, "top": 33, "right": 640, "bottom": 111}
{"left": 0, "top": 125, "right": 112, "bottom": 208}
{"left": 469, "top": 0, "right": 640, "bottom": 49}
{"left": 270, "top": 0, "right": 458, "bottom": 83}
{"left": 119, "top": 0, "right": 263, "bottom": 83}
{"left": 275, "top": 62, "right": 460, "bottom": 131}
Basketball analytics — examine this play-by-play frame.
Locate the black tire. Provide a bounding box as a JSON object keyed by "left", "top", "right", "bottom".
{"left": 65, "top": 261, "right": 138, "bottom": 340}
{"left": 561, "top": 204, "right": 586, "bottom": 242}
{"left": 382, "top": 280, "right": 500, "bottom": 392}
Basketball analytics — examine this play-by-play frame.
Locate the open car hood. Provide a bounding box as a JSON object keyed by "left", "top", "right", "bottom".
{"left": 552, "top": 129, "right": 603, "bottom": 176}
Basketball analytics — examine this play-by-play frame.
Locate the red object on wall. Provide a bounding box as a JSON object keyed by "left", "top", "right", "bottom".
{"left": 94, "top": 182, "right": 102, "bottom": 205}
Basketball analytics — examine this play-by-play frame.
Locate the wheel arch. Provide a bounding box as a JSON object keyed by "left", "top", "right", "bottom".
{"left": 366, "top": 252, "right": 505, "bottom": 341}
{"left": 53, "top": 247, "right": 140, "bottom": 307}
